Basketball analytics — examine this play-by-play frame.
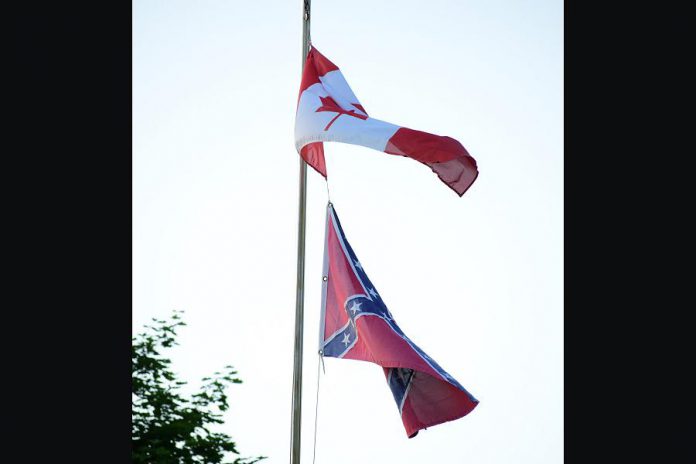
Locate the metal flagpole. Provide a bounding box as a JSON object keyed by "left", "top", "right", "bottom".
{"left": 290, "top": 1, "right": 311, "bottom": 463}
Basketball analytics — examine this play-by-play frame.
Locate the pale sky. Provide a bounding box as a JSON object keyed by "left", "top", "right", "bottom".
{"left": 133, "top": 1, "right": 563, "bottom": 463}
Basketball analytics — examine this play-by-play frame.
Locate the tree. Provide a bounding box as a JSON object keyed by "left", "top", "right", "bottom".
{"left": 132, "top": 310, "right": 265, "bottom": 464}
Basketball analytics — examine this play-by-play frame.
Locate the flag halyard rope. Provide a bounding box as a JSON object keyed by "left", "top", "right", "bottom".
{"left": 312, "top": 351, "right": 323, "bottom": 464}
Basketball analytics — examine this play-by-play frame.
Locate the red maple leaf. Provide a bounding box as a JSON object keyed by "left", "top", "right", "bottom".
{"left": 315, "top": 96, "right": 368, "bottom": 131}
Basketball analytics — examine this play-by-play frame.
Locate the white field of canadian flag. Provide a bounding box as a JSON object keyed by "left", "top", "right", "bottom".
{"left": 294, "top": 46, "right": 479, "bottom": 196}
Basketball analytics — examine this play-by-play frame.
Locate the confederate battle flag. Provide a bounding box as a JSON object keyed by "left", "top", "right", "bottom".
{"left": 319, "top": 203, "right": 479, "bottom": 437}
{"left": 294, "top": 46, "right": 479, "bottom": 197}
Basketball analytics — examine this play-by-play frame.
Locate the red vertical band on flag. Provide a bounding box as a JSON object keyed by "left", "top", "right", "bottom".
{"left": 310, "top": 47, "right": 339, "bottom": 76}
{"left": 297, "top": 56, "right": 320, "bottom": 105}
{"left": 297, "top": 48, "right": 340, "bottom": 100}
{"left": 384, "top": 127, "right": 479, "bottom": 196}
{"left": 299, "top": 142, "right": 327, "bottom": 177}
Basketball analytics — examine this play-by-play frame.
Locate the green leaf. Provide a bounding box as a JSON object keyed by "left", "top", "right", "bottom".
{"left": 132, "top": 310, "right": 264, "bottom": 464}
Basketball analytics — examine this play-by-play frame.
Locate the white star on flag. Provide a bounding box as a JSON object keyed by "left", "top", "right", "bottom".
{"left": 349, "top": 300, "right": 362, "bottom": 314}
{"left": 368, "top": 287, "right": 379, "bottom": 299}
{"left": 341, "top": 332, "right": 351, "bottom": 347}
{"left": 354, "top": 260, "right": 362, "bottom": 270}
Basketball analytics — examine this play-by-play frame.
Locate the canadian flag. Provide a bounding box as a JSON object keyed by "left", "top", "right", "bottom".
{"left": 294, "top": 46, "right": 479, "bottom": 196}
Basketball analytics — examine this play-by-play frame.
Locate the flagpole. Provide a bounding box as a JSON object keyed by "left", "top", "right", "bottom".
{"left": 290, "top": 1, "right": 311, "bottom": 464}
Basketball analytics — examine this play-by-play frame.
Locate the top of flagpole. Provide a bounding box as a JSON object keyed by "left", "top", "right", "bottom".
{"left": 302, "top": 0, "right": 312, "bottom": 56}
